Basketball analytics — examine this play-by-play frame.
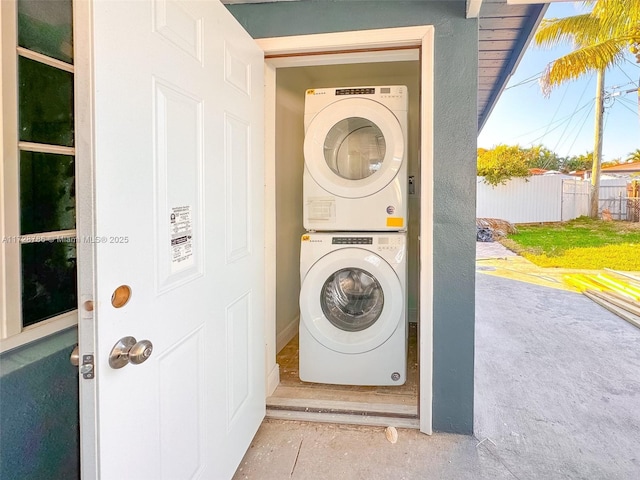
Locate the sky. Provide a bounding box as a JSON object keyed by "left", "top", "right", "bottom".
{"left": 478, "top": 2, "right": 640, "bottom": 162}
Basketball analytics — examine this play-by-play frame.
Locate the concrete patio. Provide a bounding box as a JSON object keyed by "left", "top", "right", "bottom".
{"left": 233, "top": 243, "right": 640, "bottom": 479}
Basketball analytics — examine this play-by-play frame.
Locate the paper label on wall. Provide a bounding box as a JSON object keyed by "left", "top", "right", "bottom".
{"left": 170, "top": 206, "right": 194, "bottom": 273}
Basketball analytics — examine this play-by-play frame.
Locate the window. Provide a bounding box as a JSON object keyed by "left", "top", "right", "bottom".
{"left": 1, "top": 0, "right": 77, "bottom": 351}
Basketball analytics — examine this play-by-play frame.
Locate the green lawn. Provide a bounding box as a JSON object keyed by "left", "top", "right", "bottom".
{"left": 501, "top": 217, "right": 640, "bottom": 270}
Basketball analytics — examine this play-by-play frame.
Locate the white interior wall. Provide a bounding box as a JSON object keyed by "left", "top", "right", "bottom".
{"left": 274, "top": 70, "right": 309, "bottom": 352}
{"left": 274, "top": 61, "right": 421, "bottom": 352}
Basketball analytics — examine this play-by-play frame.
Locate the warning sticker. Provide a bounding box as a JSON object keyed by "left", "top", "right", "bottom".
{"left": 386, "top": 217, "right": 404, "bottom": 228}
{"left": 170, "top": 206, "right": 193, "bottom": 273}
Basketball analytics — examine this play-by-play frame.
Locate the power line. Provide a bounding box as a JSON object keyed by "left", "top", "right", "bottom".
{"left": 623, "top": 57, "right": 640, "bottom": 70}
{"left": 553, "top": 75, "right": 594, "bottom": 151}
{"left": 511, "top": 99, "right": 594, "bottom": 139}
{"left": 542, "top": 80, "right": 570, "bottom": 139}
{"left": 616, "top": 97, "right": 640, "bottom": 115}
{"left": 617, "top": 64, "right": 637, "bottom": 84}
{"left": 525, "top": 100, "right": 594, "bottom": 146}
{"left": 562, "top": 102, "right": 595, "bottom": 154}
{"left": 618, "top": 95, "right": 639, "bottom": 107}
{"left": 608, "top": 81, "right": 637, "bottom": 91}
{"left": 504, "top": 72, "right": 544, "bottom": 91}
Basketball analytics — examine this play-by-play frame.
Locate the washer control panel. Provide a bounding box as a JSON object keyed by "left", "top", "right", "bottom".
{"left": 376, "top": 235, "right": 405, "bottom": 251}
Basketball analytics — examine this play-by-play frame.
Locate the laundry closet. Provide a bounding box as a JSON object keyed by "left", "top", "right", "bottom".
{"left": 268, "top": 58, "right": 422, "bottom": 425}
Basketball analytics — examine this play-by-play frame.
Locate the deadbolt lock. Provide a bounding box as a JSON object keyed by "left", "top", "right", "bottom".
{"left": 70, "top": 345, "right": 80, "bottom": 366}
{"left": 70, "top": 345, "right": 95, "bottom": 379}
{"left": 109, "top": 336, "right": 153, "bottom": 369}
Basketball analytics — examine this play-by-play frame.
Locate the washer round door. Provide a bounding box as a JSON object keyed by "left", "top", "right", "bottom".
{"left": 304, "top": 98, "right": 404, "bottom": 199}
{"left": 300, "top": 248, "right": 403, "bottom": 354}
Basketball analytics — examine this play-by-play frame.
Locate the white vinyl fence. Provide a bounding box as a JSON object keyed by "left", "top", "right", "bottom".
{"left": 561, "top": 178, "right": 590, "bottom": 221}
{"left": 477, "top": 175, "right": 629, "bottom": 224}
{"left": 599, "top": 178, "right": 633, "bottom": 220}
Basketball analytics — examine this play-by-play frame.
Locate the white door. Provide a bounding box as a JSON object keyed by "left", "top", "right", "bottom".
{"left": 75, "top": 1, "right": 265, "bottom": 478}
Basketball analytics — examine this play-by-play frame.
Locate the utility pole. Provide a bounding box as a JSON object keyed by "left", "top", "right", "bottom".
{"left": 590, "top": 68, "right": 605, "bottom": 219}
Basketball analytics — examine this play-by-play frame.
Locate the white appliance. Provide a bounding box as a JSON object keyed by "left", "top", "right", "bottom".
{"left": 299, "top": 232, "right": 407, "bottom": 385}
{"left": 303, "top": 86, "right": 409, "bottom": 231}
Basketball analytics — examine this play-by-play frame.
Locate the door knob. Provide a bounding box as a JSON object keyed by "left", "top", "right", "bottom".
{"left": 109, "top": 336, "right": 153, "bottom": 369}
{"left": 128, "top": 339, "right": 153, "bottom": 365}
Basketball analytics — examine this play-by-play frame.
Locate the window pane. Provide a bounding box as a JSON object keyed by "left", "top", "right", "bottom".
{"left": 18, "top": 0, "right": 73, "bottom": 64}
{"left": 19, "top": 56, "right": 74, "bottom": 146}
{"left": 20, "top": 151, "right": 75, "bottom": 235}
{"left": 21, "top": 241, "right": 77, "bottom": 327}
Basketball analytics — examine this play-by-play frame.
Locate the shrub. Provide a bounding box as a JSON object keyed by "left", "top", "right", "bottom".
{"left": 477, "top": 145, "right": 532, "bottom": 186}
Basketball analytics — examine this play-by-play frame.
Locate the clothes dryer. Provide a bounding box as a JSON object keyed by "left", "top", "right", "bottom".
{"left": 303, "top": 86, "right": 408, "bottom": 231}
{"left": 298, "top": 232, "right": 407, "bottom": 385}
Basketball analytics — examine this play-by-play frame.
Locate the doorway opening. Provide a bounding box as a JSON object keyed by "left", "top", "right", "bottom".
{"left": 259, "top": 29, "right": 434, "bottom": 432}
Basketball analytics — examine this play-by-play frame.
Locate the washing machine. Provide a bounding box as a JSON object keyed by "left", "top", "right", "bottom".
{"left": 298, "top": 232, "right": 407, "bottom": 385}
{"left": 303, "top": 86, "right": 409, "bottom": 231}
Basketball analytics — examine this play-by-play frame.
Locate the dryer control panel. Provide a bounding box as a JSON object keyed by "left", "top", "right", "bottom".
{"left": 332, "top": 237, "right": 373, "bottom": 245}
{"left": 305, "top": 85, "right": 408, "bottom": 113}
{"left": 335, "top": 87, "right": 376, "bottom": 95}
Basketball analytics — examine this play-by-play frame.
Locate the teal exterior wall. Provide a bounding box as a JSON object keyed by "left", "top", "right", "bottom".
{"left": 226, "top": 0, "right": 478, "bottom": 434}
{"left": 0, "top": 11, "right": 477, "bottom": 480}
{"left": 0, "top": 328, "right": 79, "bottom": 480}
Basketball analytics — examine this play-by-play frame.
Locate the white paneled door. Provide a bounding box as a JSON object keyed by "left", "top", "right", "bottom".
{"left": 75, "top": 1, "right": 265, "bottom": 478}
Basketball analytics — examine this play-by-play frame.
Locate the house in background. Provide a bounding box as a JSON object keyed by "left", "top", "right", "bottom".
{"left": 601, "top": 161, "right": 640, "bottom": 178}
{"left": 574, "top": 161, "right": 640, "bottom": 180}
{"left": 0, "top": 1, "right": 548, "bottom": 478}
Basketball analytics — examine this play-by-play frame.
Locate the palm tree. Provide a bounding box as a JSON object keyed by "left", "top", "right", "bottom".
{"left": 535, "top": 1, "right": 639, "bottom": 91}
{"left": 534, "top": 0, "right": 640, "bottom": 218}
{"left": 626, "top": 149, "right": 640, "bottom": 163}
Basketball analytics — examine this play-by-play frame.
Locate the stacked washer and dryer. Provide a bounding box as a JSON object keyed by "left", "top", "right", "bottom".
{"left": 299, "top": 86, "right": 410, "bottom": 386}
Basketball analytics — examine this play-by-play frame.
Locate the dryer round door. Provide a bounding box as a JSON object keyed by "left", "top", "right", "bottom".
{"left": 300, "top": 248, "right": 403, "bottom": 354}
{"left": 304, "top": 98, "right": 404, "bottom": 199}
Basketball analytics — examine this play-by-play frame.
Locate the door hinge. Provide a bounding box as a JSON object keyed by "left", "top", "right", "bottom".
{"left": 80, "top": 354, "right": 95, "bottom": 380}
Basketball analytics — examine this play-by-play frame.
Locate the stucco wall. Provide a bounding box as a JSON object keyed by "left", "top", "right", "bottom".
{"left": 226, "top": 0, "right": 478, "bottom": 434}
{"left": 0, "top": 329, "right": 79, "bottom": 480}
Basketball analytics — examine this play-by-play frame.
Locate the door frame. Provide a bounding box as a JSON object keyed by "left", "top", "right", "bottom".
{"left": 74, "top": 1, "right": 99, "bottom": 476}
{"left": 256, "top": 25, "right": 435, "bottom": 434}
